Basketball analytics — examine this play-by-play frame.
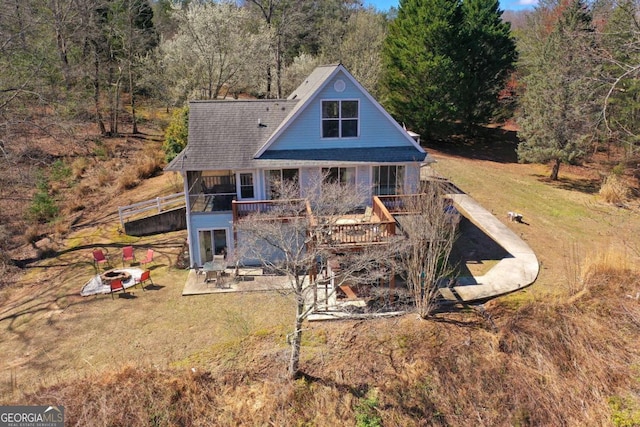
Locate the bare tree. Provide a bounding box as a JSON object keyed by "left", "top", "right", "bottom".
{"left": 235, "top": 173, "right": 392, "bottom": 378}
{"left": 392, "top": 182, "right": 458, "bottom": 318}
{"left": 161, "top": 1, "right": 264, "bottom": 102}
{"left": 335, "top": 8, "right": 387, "bottom": 97}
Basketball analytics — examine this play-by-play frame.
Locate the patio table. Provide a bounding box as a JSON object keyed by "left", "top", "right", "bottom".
{"left": 203, "top": 259, "right": 226, "bottom": 284}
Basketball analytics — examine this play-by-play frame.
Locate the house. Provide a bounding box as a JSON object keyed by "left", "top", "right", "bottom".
{"left": 166, "top": 64, "right": 431, "bottom": 269}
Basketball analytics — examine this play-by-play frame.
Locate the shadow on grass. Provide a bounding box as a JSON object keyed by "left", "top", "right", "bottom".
{"left": 424, "top": 124, "right": 520, "bottom": 164}
{"left": 450, "top": 218, "right": 511, "bottom": 276}
{"left": 12, "top": 234, "right": 183, "bottom": 270}
{"left": 534, "top": 174, "right": 601, "bottom": 195}
{"left": 141, "top": 284, "right": 165, "bottom": 291}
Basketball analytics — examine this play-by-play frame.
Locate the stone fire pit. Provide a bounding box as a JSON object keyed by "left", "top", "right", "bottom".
{"left": 81, "top": 268, "right": 143, "bottom": 297}
{"left": 100, "top": 269, "right": 132, "bottom": 283}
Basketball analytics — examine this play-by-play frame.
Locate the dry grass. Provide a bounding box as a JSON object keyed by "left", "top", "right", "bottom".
{"left": 430, "top": 151, "right": 640, "bottom": 299}
{"left": 600, "top": 174, "right": 631, "bottom": 205}
{"left": 10, "top": 262, "right": 639, "bottom": 426}
{"left": 116, "top": 169, "right": 139, "bottom": 191}
{"left": 71, "top": 157, "right": 89, "bottom": 179}
{"left": 95, "top": 166, "right": 114, "bottom": 187}
{"left": 116, "top": 149, "right": 163, "bottom": 191}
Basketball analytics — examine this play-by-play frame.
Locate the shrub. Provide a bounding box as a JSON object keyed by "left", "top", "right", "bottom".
{"left": 24, "top": 225, "right": 42, "bottom": 245}
{"left": 50, "top": 159, "right": 71, "bottom": 182}
{"left": 163, "top": 106, "right": 189, "bottom": 162}
{"left": 355, "top": 390, "right": 382, "bottom": 427}
{"left": 611, "top": 163, "right": 625, "bottom": 176}
{"left": 73, "top": 183, "right": 93, "bottom": 198}
{"left": 28, "top": 176, "right": 58, "bottom": 223}
{"left": 53, "top": 219, "right": 70, "bottom": 235}
{"left": 71, "top": 158, "right": 89, "bottom": 179}
{"left": 599, "top": 174, "right": 630, "bottom": 205}
{"left": 95, "top": 167, "right": 114, "bottom": 187}
{"left": 117, "top": 171, "right": 139, "bottom": 191}
{"left": 135, "top": 153, "right": 163, "bottom": 180}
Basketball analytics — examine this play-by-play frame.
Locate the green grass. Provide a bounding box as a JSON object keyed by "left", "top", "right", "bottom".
{"left": 431, "top": 154, "right": 640, "bottom": 298}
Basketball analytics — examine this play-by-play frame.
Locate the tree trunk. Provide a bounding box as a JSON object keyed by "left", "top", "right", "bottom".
{"left": 127, "top": 3, "right": 138, "bottom": 134}
{"left": 288, "top": 300, "right": 304, "bottom": 379}
{"left": 128, "top": 62, "right": 138, "bottom": 134}
{"left": 550, "top": 158, "right": 561, "bottom": 181}
{"left": 93, "top": 48, "right": 106, "bottom": 136}
{"left": 276, "top": 33, "right": 282, "bottom": 99}
{"left": 266, "top": 65, "right": 272, "bottom": 98}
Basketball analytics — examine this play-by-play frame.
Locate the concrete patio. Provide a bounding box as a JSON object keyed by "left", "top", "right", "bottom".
{"left": 182, "top": 267, "right": 295, "bottom": 295}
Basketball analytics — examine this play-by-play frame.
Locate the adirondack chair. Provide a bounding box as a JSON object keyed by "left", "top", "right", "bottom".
{"left": 139, "top": 249, "right": 154, "bottom": 267}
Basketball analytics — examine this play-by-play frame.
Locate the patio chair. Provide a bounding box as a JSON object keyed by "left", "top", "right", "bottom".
{"left": 122, "top": 246, "right": 135, "bottom": 267}
{"left": 139, "top": 249, "right": 154, "bottom": 267}
{"left": 109, "top": 279, "right": 126, "bottom": 299}
{"left": 134, "top": 270, "right": 153, "bottom": 290}
{"left": 92, "top": 249, "right": 110, "bottom": 270}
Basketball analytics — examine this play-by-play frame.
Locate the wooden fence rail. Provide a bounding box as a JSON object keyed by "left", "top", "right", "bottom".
{"left": 118, "top": 193, "right": 185, "bottom": 227}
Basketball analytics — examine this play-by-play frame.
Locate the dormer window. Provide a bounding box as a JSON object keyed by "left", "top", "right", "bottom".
{"left": 322, "top": 100, "right": 359, "bottom": 138}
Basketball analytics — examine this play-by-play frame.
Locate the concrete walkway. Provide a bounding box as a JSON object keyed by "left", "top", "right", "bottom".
{"left": 439, "top": 193, "right": 539, "bottom": 302}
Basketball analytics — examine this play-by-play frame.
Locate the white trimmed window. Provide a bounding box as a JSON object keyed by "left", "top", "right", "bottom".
{"left": 267, "top": 168, "right": 299, "bottom": 199}
{"left": 238, "top": 172, "right": 254, "bottom": 199}
{"left": 322, "top": 100, "right": 359, "bottom": 138}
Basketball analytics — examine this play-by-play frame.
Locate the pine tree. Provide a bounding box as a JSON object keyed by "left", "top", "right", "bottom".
{"left": 517, "top": 0, "right": 599, "bottom": 180}
{"left": 600, "top": 0, "right": 640, "bottom": 158}
{"left": 381, "top": 0, "right": 463, "bottom": 136}
{"left": 381, "top": 0, "right": 516, "bottom": 136}
{"left": 458, "top": 0, "right": 517, "bottom": 125}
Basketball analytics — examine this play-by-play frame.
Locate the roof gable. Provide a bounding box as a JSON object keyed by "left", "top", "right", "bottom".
{"left": 254, "top": 64, "right": 425, "bottom": 158}
{"left": 165, "top": 64, "right": 429, "bottom": 173}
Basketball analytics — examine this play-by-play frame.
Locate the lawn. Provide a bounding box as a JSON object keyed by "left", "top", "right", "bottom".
{"left": 1, "top": 144, "right": 638, "bottom": 399}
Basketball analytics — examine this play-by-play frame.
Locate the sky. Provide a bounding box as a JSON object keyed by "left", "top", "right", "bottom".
{"left": 365, "top": 0, "right": 536, "bottom": 12}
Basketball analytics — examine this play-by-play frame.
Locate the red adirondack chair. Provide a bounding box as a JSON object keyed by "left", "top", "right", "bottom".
{"left": 139, "top": 249, "right": 154, "bottom": 268}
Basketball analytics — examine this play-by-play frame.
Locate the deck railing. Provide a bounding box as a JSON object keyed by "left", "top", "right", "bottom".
{"left": 233, "top": 197, "right": 401, "bottom": 248}
{"left": 232, "top": 199, "right": 308, "bottom": 222}
{"left": 190, "top": 192, "right": 236, "bottom": 213}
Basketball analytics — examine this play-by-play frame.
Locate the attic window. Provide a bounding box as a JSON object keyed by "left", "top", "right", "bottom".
{"left": 321, "top": 100, "right": 359, "bottom": 139}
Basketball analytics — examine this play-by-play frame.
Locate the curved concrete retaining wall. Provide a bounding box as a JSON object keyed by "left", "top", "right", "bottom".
{"left": 439, "top": 194, "right": 540, "bottom": 302}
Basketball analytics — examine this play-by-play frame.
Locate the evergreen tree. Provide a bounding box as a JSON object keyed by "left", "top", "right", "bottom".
{"left": 163, "top": 106, "right": 188, "bottom": 162}
{"left": 517, "top": 0, "right": 599, "bottom": 180}
{"left": 600, "top": 0, "right": 640, "bottom": 158}
{"left": 458, "top": 0, "right": 517, "bottom": 125}
{"left": 381, "top": 0, "right": 516, "bottom": 136}
{"left": 381, "top": 0, "right": 463, "bottom": 136}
